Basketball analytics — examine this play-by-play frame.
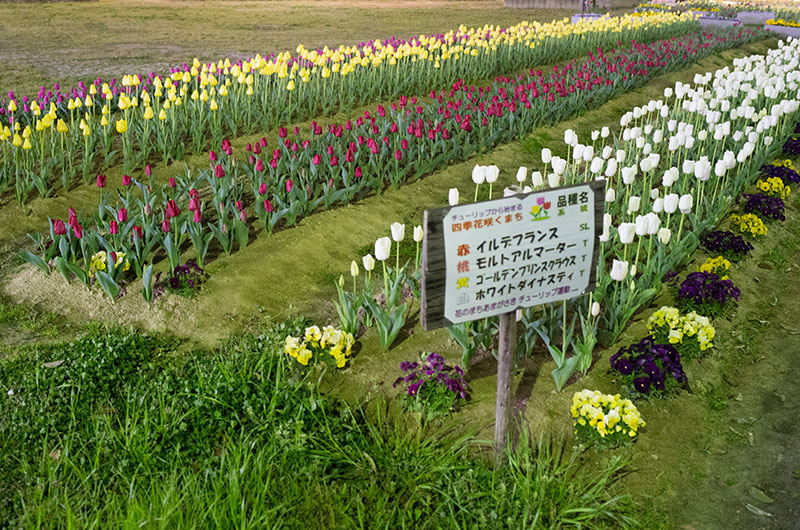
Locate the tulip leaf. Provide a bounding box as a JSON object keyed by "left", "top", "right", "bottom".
{"left": 53, "top": 257, "right": 73, "bottom": 283}
{"left": 142, "top": 264, "right": 154, "bottom": 304}
{"left": 95, "top": 271, "right": 120, "bottom": 301}
{"left": 19, "top": 251, "right": 49, "bottom": 275}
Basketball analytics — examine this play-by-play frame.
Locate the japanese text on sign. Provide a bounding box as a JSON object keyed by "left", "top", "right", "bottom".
{"left": 442, "top": 184, "right": 598, "bottom": 324}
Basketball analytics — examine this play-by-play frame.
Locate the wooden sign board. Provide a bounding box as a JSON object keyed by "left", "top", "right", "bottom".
{"left": 421, "top": 180, "right": 604, "bottom": 330}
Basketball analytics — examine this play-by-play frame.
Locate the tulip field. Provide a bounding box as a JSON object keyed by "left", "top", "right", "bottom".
{"left": 2, "top": 2, "right": 800, "bottom": 528}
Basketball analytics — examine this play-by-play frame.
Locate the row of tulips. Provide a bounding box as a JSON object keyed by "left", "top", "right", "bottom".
{"left": 455, "top": 38, "right": 800, "bottom": 388}
{"left": 19, "top": 29, "right": 765, "bottom": 302}
{"left": 0, "top": 13, "right": 700, "bottom": 204}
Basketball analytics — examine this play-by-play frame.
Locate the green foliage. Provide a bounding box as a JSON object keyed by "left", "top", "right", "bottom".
{"left": 0, "top": 325, "right": 640, "bottom": 528}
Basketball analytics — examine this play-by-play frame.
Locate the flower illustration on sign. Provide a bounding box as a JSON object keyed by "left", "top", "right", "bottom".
{"left": 530, "top": 196, "right": 552, "bottom": 221}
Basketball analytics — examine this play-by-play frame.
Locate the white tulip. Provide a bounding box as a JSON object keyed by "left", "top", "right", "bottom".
{"left": 618, "top": 223, "right": 636, "bottom": 244}
{"left": 485, "top": 165, "right": 499, "bottom": 183}
{"left": 714, "top": 160, "right": 727, "bottom": 178}
{"left": 413, "top": 225, "right": 423, "bottom": 242}
{"left": 390, "top": 222, "right": 405, "bottom": 242}
{"left": 552, "top": 157, "right": 567, "bottom": 175}
{"left": 683, "top": 159, "right": 696, "bottom": 175}
{"left": 645, "top": 212, "right": 660, "bottom": 235}
{"left": 657, "top": 227, "right": 672, "bottom": 245}
{"left": 591, "top": 302, "right": 600, "bottom": 316}
{"left": 541, "top": 148, "right": 552, "bottom": 164}
{"left": 602, "top": 145, "right": 613, "bottom": 160}
{"left": 664, "top": 193, "right": 679, "bottom": 214}
{"left": 591, "top": 130, "right": 600, "bottom": 141}
{"left": 590, "top": 157, "right": 604, "bottom": 174}
{"left": 601, "top": 126, "right": 610, "bottom": 138}
{"left": 653, "top": 197, "right": 664, "bottom": 213}
{"left": 362, "top": 254, "right": 375, "bottom": 272}
{"left": 605, "top": 159, "right": 618, "bottom": 177}
{"left": 531, "top": 171, "right": 544, "bottom": 187}
{"left": 516, "top": 166, "right": 528, "bottom": 183}
{"left": 650, "top": 188, "right": 659, "bottom": 200}
{"left": 350, "top": 260, "right": 359, "bottom": 278}
{"left": 472, "top": 164, "right": 485, "bottom": 184}
{"left": 605, "top": 188, "right": 617, "bottom": 203}
{"left": 548, "top": 173, "right": 560, "bottom": 188}
{"left": 616, "top": 149, "right": 626, "bottom": 163}
{"left": 374, "top": 237, "right": 392, "bottom": 261}
{"left": 622, "top": 166, "right": 637, "bottom": 185}
{"left": 679, "top": 194, "right": 693, "bottom": 214}
{"left": 610, "top": 259, "right": 629, "bottom": 281}
{"left": 635, "top": 215, "right": 648, "bottom": 237}
{"left": 448, "top": 188, "right": 459, "bottom": 206}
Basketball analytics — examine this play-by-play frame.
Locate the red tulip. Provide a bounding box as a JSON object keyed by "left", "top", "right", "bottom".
{"left": 165, "top": 199, "right": 180, "bottom": 219}
{"left": 68, "top": 207, "right": 77, "bottom": 226}
{"left": 330, "top": 155, "right": 339, "bottom": 167}
{"left": 245, "top": 143, "right": 252, "bottom": 152}
{"left": 253, "top": 143, "right": 261, "bottom": 155}
{"left": 394, "top": 149, "right": 402, "bottom": 161}
{"left": 256, "top": 159, "right": 265, "bottom": 172}
{"left": 110, "top": 220, "right": 119, "bottom": 235}
{"left": 53, "top": 219, "right": 67, "bottom": 235}
{"left": 401, "top": 139, "right": 409, "bottom": 150}
{"left": 260, "top": 137, "right": 268, "bottom": 147}
{"left": 215, "top": 164, "right": 225, "bottom": 178}
{"left": 118, "top": 208, "right": 128, "bottom": 222}
{"left": 96, "top": 174, "right": 106, "bottom": 188}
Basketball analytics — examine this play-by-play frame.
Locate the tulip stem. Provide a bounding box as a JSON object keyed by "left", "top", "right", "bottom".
{"left": 676, "top": 212, "right": 685, "bottom": 244}
{"left": 474, "top": 184, "right": 480, "bottom": 203}
{"left": 396, "top": 242, "right": 400, "bottom": 273}
{"left": 382, "top": 261, "right": 389, "bottom": 301}
{"left": 415, "top": 241, "right": 420, "bottom": 271}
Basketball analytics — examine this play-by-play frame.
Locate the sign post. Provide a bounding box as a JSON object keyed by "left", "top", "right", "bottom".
{"left": 421, "top": 180, "right": 603, "bottom": 463}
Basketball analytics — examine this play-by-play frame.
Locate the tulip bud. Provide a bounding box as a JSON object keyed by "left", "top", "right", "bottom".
{"left": 541, "top": 148, "right": 552, "bottom": 164}
{"left": 630, "top": 264, "right": 637, "bottom": 277}
{"left": 448, "top": 188, "right": 459, "bottom": 206}
{"left": 338, "top": 274, "right": 345, "bottom": 288}
{"left": 390, "top": 222, "right": 405, "bottom": 242}
{"left": 118, "top": 208, "right": 128, "bottom": 222}
{"left": 96, "top": 174, "right": 106, "bottom": 188}
{"left": 650, "top": 188, "right": 659, "bottom": 200}
{"left": 413, "top": 225, "right": 423, "bottom": 242}
{"left": 374, "top": 237, "right": 391, "bottom": 261}
{"left": 161, "top": 219, "right": 171, "bottom": 233}
{"left": 531, "top": 171, "right": 543, "bottom": 187}
{"left": 605, "top": 188, "right": 616, "bottom": 203}
{"left": 350, "top": 260, "right": 359, "bottom": 278}
{"left": 515, "top": 166, "right": 527, "bottom": 183}
{"left": 122, "top": 174, "right": 132, "bottom": 186}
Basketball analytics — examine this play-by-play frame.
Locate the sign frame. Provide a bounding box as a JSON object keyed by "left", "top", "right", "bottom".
{"left": 420, "top": 179, "right": 605, "bottom": 331}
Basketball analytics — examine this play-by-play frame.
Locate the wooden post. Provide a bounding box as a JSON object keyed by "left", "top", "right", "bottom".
{"left": 494, "top": 311, "right": 517, "bottom": 466}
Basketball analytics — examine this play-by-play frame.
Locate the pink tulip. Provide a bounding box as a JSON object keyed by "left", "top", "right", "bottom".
{"left": 122, "top": 174, "right": 132, "bottom": 186}
{"left": 394, "top": 149, "right": 402, "bottom": 161}
{"left": 330, "top": 155, "right": 339, "bottom": 167}
{"left": 209, "top": 150, "right": 218, "bottom": 162}
{"left": 53, "top": 219, "right": 67, "bottom": 235}
{"left": 132, "top": 225, "right": 143, "bottom": 239}
{"left": 189, "top": 197, "right": 199, "bottom": 211}
{"left": 253, "top": 143, "right": 261, "bottom": 155}
{"left": 264, "top": 199, "right": 274, "bottom": 213}
{"left": 193, "top": 209, "right": 202, "bottom": 223}
{"left": 255, "top": 159, "right": 265, "bottom": 172}
{"left": 215, "top": 164, "right": 225, "bottom": 178}
{"left": 145, "top": 165, "right": 152, "bottom": 177}
{"left": 355, "top": 167, "right": 362, "bottom": 178}
{"left": 118, "top": 208, "right": 128, "bottom": 222}
{"left": 239, "top": 209, "right": 247, "bottom": 222}
{"left": 286, "top": 179, "right": 293, "bottom": 193}
{"left": 169, "top": 177, "right": 176, "bottom": 188}
{"left": 96, "top": 174, "right": 106, "bottom": 188}
{"left": 165, "top": 199, "right": 180, "bottom": 219}
{"left": 258, "top": 182, "right": 267, "bottom": 195}
{"left": 73, "top": 224, "right": 83, "bottom": 239}
{"left": 109, "top": 220, "right": 119, "bottom": 235}
{"left": 161, "top": 219, "right": 171, "bottom": 233}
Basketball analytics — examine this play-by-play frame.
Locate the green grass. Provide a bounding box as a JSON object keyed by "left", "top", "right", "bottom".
{"left": 0, "top": 325, "right": 641, "bottom": 528}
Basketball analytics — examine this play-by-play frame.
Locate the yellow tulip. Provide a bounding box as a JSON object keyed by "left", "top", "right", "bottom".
{"left": 101, "top": 115, "right": 109, "bottom": 127}
{"left": 22, "top": 126, "right": 31, "bottom": 138}
{"left": 8, "top": 100, "right": 17, "bottom": 112}
{"left": 12, "top": 134, "right": 22, "bottom": 147}
{"left": 84, "top": 96, "right": 93, "bottom": 107}
{"left": 210, "top": 99, "right": 218, "bottom": 111}
{"left": 286, "top": 80, "right": 295, "bottom": 91}
{"left": 158, "top": 108, "right": 167, "bottom": 120}
{"left": 115, "top": 119, "right": 127, "bottom": 134}
{"left": 57, "top": 119, "right": 68, "bottom": 134}
{"left": 89, "top": 84, "right": 97, "bottom": 95}
{"left": 22, "top": 138, "right": 32, "bottom": 150}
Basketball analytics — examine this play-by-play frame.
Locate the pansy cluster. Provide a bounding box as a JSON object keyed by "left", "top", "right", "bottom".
{"left": 729, "top": 213, "right": 768, "bottom": 239}
{"left": 165, "top": 259, "right": 209, "bottom": 297}
{"left": 756, "top": 176, "right": 791, "bottom": 200}
{"left": 647, "top": 306, "right": 715, "bottom": 360}
{"left": 741, "top": 193, "right": 785, "bottom": 222}
{"left": 393, "top": 352, "right": 469, "bottom": 418}
{"left": 88, "top": 250, "right": 130, "bottom": 278}
{"left": 761, "top": 160, "right": 800, "bottom": 184}
{"left": 571, "top": 389, "right": 645, "bottom": 447}
{"left": 783, "top": 136, "right": 800, "bottom": 157}
{"left": 697, "top": 255, "right": 731, "bottom": 279}
{"left": 610, "top": 336, "right": 688, "bottom": 397}
{"left": 677, "top": 271, "right": 740, "bottom": 317}
{"left": 700, "top": 230, "right": 754, "bottom": 261}
{"left": 284, "top": 325, "right": 355, "bottom": 368}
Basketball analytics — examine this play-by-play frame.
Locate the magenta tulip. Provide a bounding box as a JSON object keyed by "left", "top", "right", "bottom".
{"left": 53, "top": 219, "right": 67, "bottom": 235}
{"left": 109, "top": 220, "right": 119, "bottom": 235}
{"left": 118, "top": 208, "right": 128, "bottom": 222}
{"left": 122, "top": 174, "right": 132, "bottom": 186}
{"left": 96, "top": 174, "right": 106, "bottom": 188}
